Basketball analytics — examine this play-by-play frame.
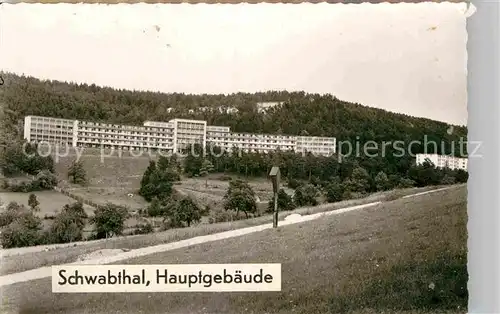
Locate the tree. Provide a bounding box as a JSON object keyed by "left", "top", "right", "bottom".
{"left": 90, "top": 203, "right": 128, "bottom": 239}
{"left": 345, "top": 166, "right": 371, "bottom": 194}
{"left": 223, "top": 180, "right": 257, "bottom": 218}
{"left": 176, "top": 197, "right": 202, "bottom": 227}
{"left": 157, "top": 156, "right": 170, "bottom": 172}
{"left": 374, "top": 171, "right": 390, "bottom": 191}
{"left": 139, "top": 159, "right": 179, "bottom": 202}
{"left": 199, "top": 159, "right": 215, "bottom": 188}
{"left": 324, "top": 177, "right": 344, "bottom": 203}
{"left": 49, "top": 202, "right": 88, "bottom": 244}
{"left": 1, "top": 210, "right": 43, "bottom": 248}
{"left": 408, "top": 161, "right": 441, "bottom": 187}
{"left": 28, "top": 193, "right": 40, "bottom": 212}
{"left": 183, "top": 144, "right": 204, "bottom": 177}
{"left": 455, "top": 169, "right": 468, "bottom": 183}
{"left": 68, "top": 160, "right": 87, "bottom": 185}
{"left": 32, "top": 170, "right": 58, "bottom": 190}
{"left": 61, "top": 202, "right": 88, "bottom": 229}
{"left": 294, "top": 184, "right": 319, "bottom": 207}
{"left": 139, "top": 160, "right": 157, "bottom": 196}
{"left": 1, "top": 141, "right": 55, "bottom": 177}
{"left": 169, "top": 154, "right": 182, "bottom": 174}
{"left": 267, "top": 189, "right": 295, "bottom": 213}
{"left": 147, "top": 197, "right": 166, "bottom": 217}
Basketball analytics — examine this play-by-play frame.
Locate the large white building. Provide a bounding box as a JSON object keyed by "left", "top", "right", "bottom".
{"left": 23, "top": 115, "right": 336, "bottom": 156}
{"left": 416, "top": 153, "right": 468, "bottom": 171}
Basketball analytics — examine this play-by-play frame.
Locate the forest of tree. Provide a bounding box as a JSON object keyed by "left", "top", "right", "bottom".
{"left": 1, "top": 72, "right": 467, "bottom": 159}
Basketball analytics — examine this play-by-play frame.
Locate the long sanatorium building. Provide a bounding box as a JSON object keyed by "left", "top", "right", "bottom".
{"left": 23, "top": 116, "right": 337, "bottom": 156}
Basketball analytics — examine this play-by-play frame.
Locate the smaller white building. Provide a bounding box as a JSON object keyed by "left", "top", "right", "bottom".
{"left": 256, "top": 101, "right": 284, "bottom": 113}
{"left": 416, "top": 153, "right": 467, "bottom": 171}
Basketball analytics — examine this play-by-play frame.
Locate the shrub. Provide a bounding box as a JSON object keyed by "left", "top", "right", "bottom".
{"left": 374, "top": 171, "right": 391, "bottom": 191}
{"left": 398, "top": 178, "right": 416, "bottom": 189}
{"left": 47, "top": 202, "right": 88, "bottom": 244}
{"left": 32, "top": 170, "right": 58, "bottom": 190}
{"left": 287, "top": 178, "right": 301, "bottom": 189}
{"left": 267, "top": 189, "right": 295, "bottom": 213}
{"left": 28, "top": 194, "right": 40, "bottom": 211}
{"left": 324, "top": 177, "right": 344, "bottom": 203}
{"left": 6, "top": 171, "right": 58, "bottom": 192}
{"left": 209, "top": 208, "right": 240, "bottom": 223}
{"left": 294, "top": 184, "right": 319, "bottom": 207}
{"left": 147, "top": 198, "right": 168, "bottom": 217}
{"left": 1, "top": 211, "right": 43, "bottom": 248}
{"left": 0, "top": 202, "right": 29, "bottom": 227}
{"left": 133, "top": 222, "right": 154, "bottom": 235}
{"left": 441, "top": 175, "right": 456, "bottom": 185}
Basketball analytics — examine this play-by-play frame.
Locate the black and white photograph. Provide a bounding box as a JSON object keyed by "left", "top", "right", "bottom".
{"left": 0, "top": 2, "right": 470, "bottom": 313}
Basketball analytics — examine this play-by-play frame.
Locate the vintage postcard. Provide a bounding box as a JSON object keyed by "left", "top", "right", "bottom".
{"left": 0, "top": 2, "right": 470, "bottom": 313}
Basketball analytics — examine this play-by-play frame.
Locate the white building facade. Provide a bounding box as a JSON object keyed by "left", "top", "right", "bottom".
{"left": 23, "top": 115, "right": 336, "bottom": 156}
{"left": 416, "top": 153, "right": 468, "bottom": 171}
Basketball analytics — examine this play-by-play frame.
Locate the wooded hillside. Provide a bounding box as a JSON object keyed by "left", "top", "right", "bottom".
{"left": 1, "top": 72, "right": 467, "bottom": 159}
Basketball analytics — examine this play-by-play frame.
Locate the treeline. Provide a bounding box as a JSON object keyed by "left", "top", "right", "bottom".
{"left": 183, "top": 144, "right": 468, "bottom": 193}
{"left": 2, "top": 72, "right": 467, "bottom": 158}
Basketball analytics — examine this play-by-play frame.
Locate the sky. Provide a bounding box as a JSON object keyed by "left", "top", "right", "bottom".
{"left": 0, "top": 3, "right": 471, "bottom": 126}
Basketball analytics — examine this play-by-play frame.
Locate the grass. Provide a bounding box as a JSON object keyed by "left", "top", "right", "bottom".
{"left": 52, "top": 151, "right": 278, "bottom": 211}
{"left": 0, "top": 185, "right": 448, "bottom": 276}
{"left": 1, "top": 184, "right": 467, "bottom": 314}
{"left": 0, "top": 191, "right": 95, "bottom": 217}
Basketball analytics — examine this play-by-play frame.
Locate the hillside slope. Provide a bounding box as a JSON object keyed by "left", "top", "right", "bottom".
{"left": 1, "top": 72, "right": 466, "bottom": 157}
{"left": 2, "top": 185, "right": 467, "bottom": 314}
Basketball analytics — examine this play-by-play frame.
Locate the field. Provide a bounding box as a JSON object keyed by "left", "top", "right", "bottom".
{"left": 51, "top": 149, "right": 285, "bottom": 211}
{"left": 53, "top": 149, "right": 150, "bottom": 210}
{"left": 1, "top": 185, "right": 467, "bottom": 314}
{"left": 0, "top": 191, "right": 94, "bottom": 217}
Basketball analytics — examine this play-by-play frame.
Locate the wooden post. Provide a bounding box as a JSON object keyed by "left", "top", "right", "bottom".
{"left": 273, "top": 191, "right": 278, "bottom": 228}
{"left": 269, "top": 166, "right": 280, "bottom": 229}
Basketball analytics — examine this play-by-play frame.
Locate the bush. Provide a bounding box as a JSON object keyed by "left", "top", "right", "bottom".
{"left": 1, "top": 211, "right": 43, "bottom": 248}
{"left": 267, "top": 189, "right": 295, "bottom": 213}
{"left": 0, "top": 202, "right": 29, "bottom": 227}
{"left": 133, "top": 222, "right": 154, "bottom": 235}
{"left": 209, "top": 208, "right": 241, "bottom": 223}
{"left": 147, "top": 198, "right": 168, "bottom": 217}
{"left": 47, "top": 202, "right": 88, "bottom": 244}
{"left": 324, "top": 177, "right": 344, "bottom": 203}
{"left": 398, "top": 178, "right": 416, "bottom": 189}
{"left": 8, "top": 181, "right": 32, "bottom": 192}
{"left": 287, "top": 178, "right": 302, "bottom": 189}
{"left": 1, "top": 142, "right": 55, "bottom": 177}
{"left": 294, "top": 184, "right": 319, "bottom": 207}
{"left": 6, "top": 171, "right": 58, "bottom": 192}
{"left": 374, "top": 171, "right": 390, "bottom": 191}
{"left": 441, "top": 175, "right": 456, "bottom": 185}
